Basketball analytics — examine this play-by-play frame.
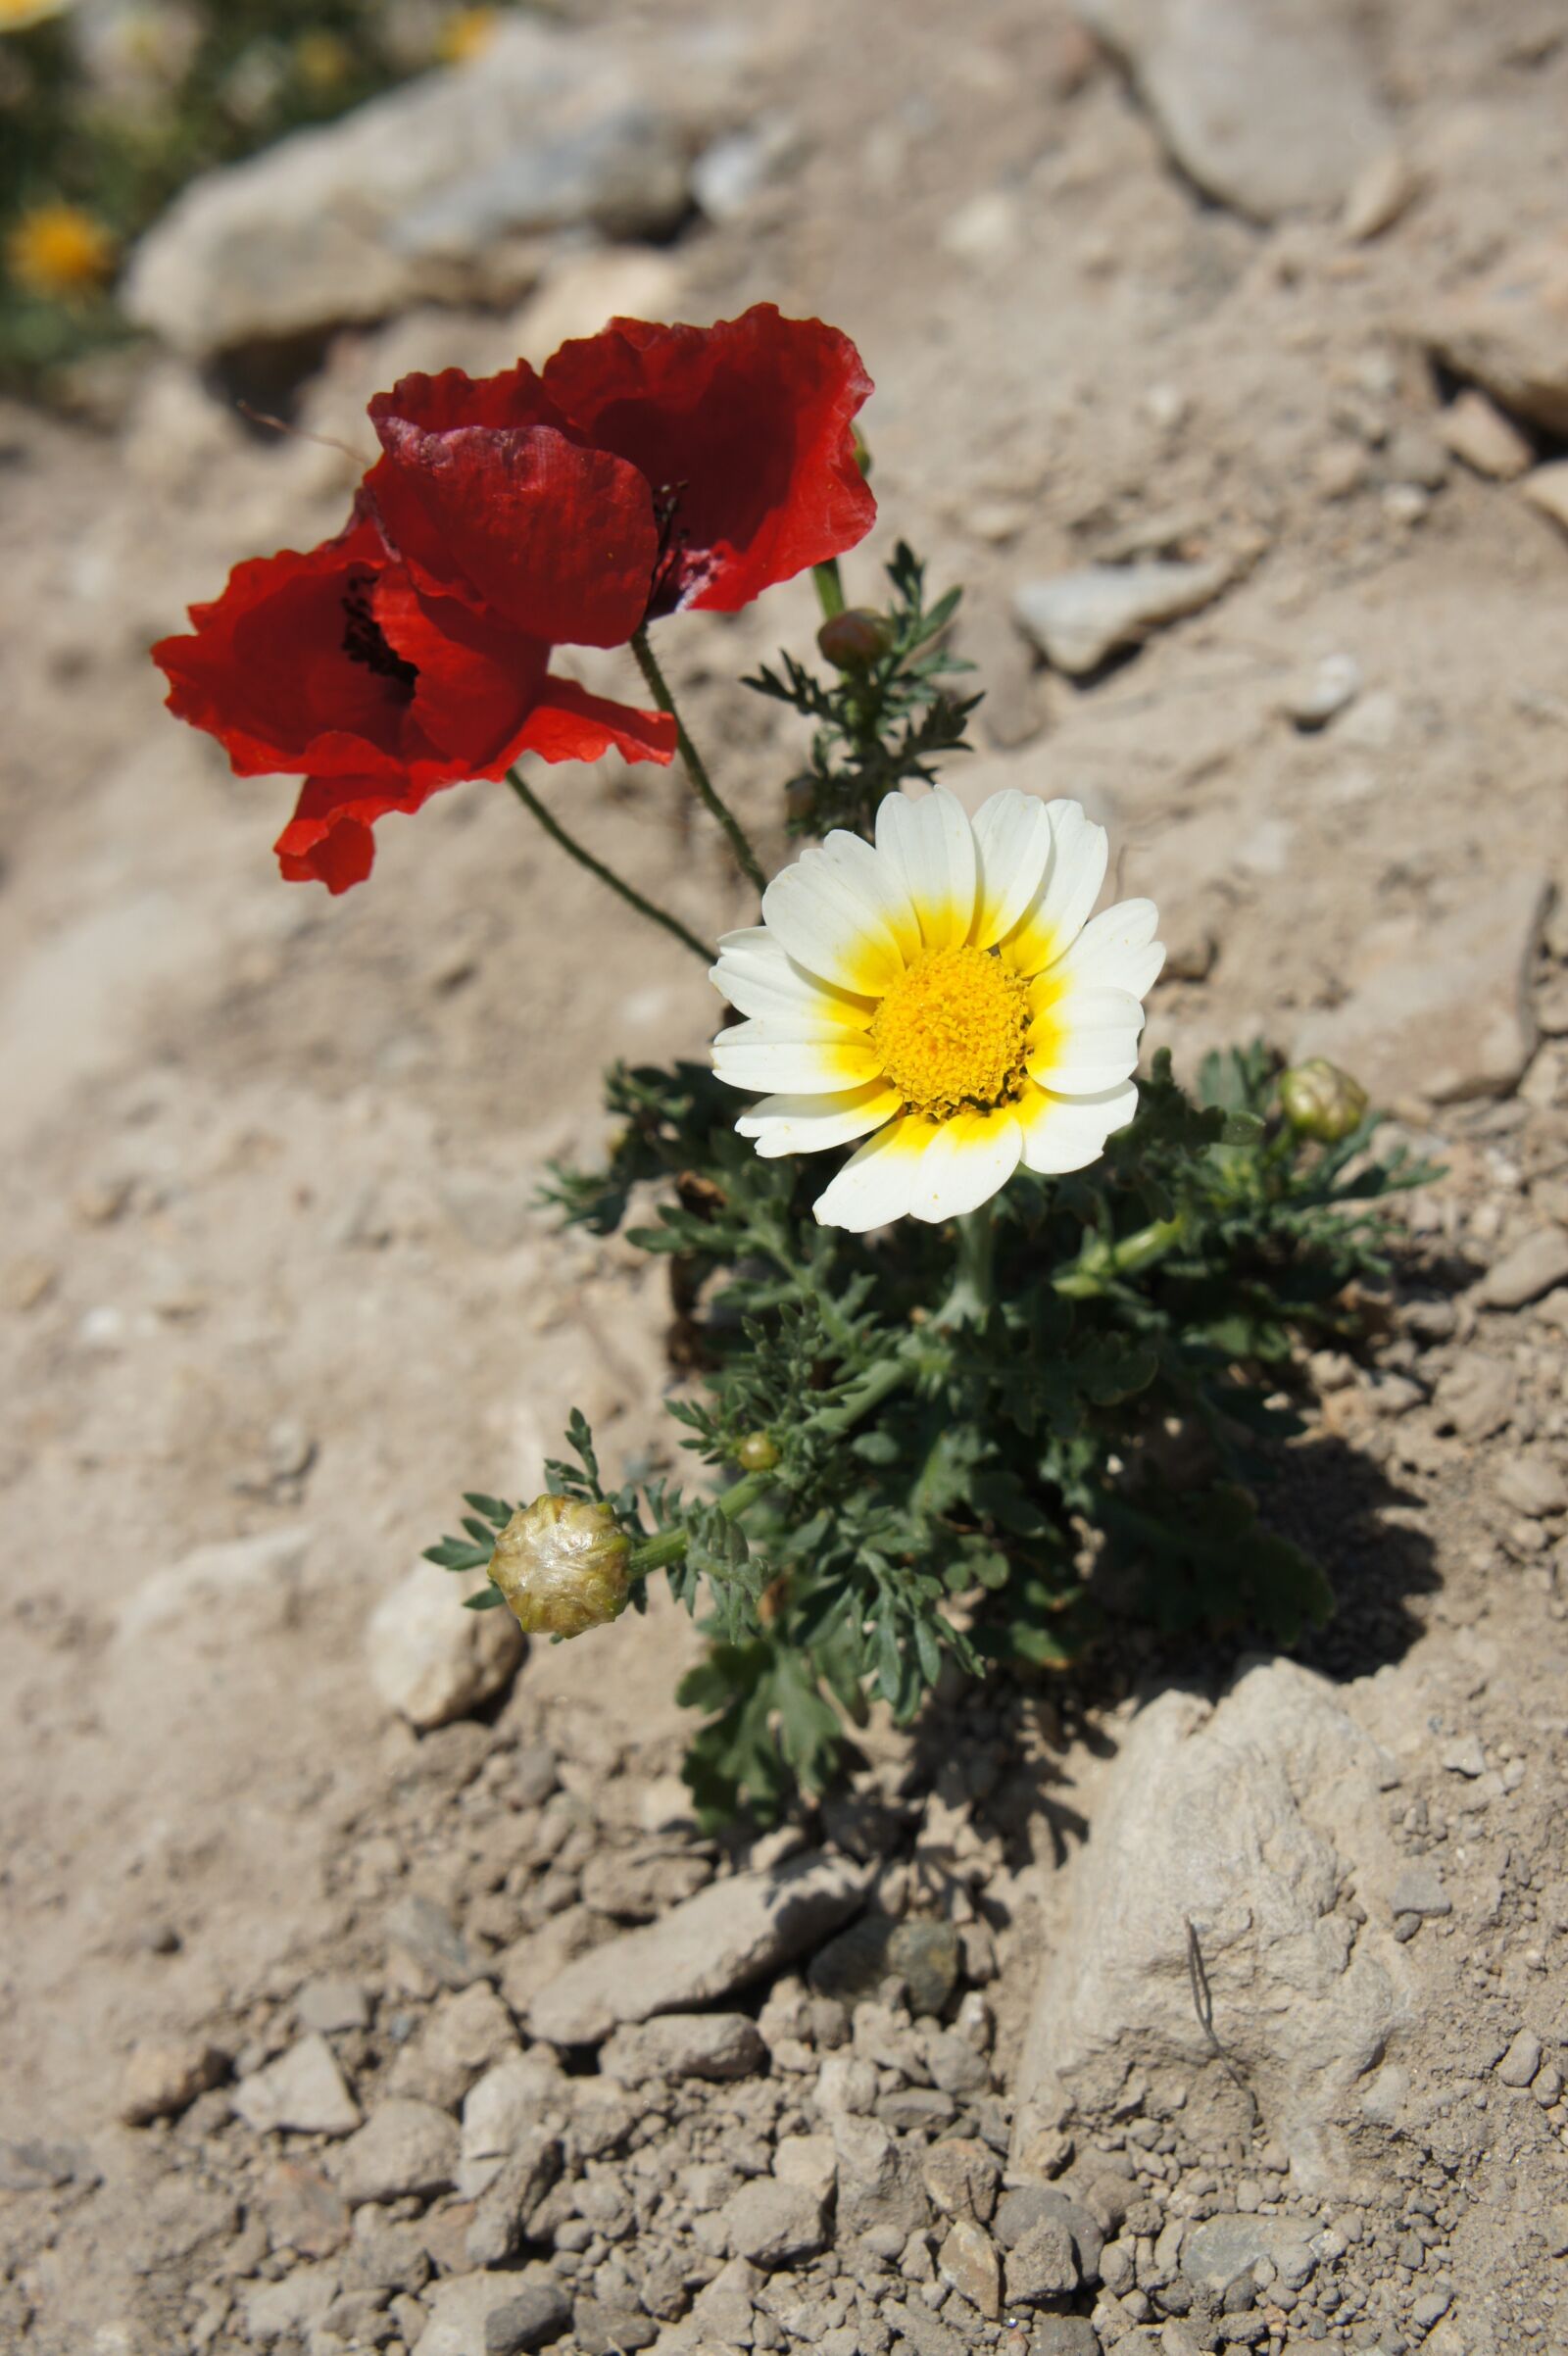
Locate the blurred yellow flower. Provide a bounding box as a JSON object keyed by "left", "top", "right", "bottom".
{"left": 0, "top": 0, "right": 74, "bottom": 27}
{"left": 437, "top": 6, "right": 499, "bottom": 66}
{"left": 294, "top": 27, "right": 353, "bottom": 91}
{"left": 7, "top": 201, "right": 116, "bottom": 299}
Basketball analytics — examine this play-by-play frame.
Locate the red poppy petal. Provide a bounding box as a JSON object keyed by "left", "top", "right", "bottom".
{"left": 541, "top": 304, "right": 876, "bottom": 614}
{"left": 368, "top": 361, "right": 564, "bottom": 438}
{"left": 367, "top": 419, "right": 657, "bottom": 649}
{"left": 514, "top": 676, "right": 677, "bottom": 766}
{"left": 273, "top": 774, "right": 440, "bottom": 892}
{"left": 372, "top": 576, "right": 553, "bottom": 780}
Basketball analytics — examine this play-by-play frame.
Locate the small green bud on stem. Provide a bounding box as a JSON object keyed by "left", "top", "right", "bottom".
{"left": 817, "top": 608, "right": 894, "bottom": 670}
{"left": 488, "top": 1495, "right": 630, "bottom": 1639}
{"left": 735, "top": 1431, "right": 780, "bottom": 1473}
{"left": 1278, "top": 1058, "right": 1368, "bottom": 1144}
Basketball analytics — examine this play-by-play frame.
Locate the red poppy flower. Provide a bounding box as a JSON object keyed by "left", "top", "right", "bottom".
{"left": 152, "top": 511, "right": 675, "bottom": 891}
{"left": 366, "top": 303, "right": 875, "bottom": 631}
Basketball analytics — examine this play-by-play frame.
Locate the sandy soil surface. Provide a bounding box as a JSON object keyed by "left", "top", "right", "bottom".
{"left": 2, "top": 4, "right": 1567, "bottom": 2353}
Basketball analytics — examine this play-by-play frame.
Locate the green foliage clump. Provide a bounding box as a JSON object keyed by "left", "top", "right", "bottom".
{"left": 446, "top": 1036, "right": 1426, "bottom": 1821}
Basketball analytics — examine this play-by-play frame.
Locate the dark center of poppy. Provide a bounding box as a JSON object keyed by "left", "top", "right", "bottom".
{"left": 645, "top": 481, "right": 690, "bottom": 618}
{"left": 341, "top": 576, "right": 417, "bottom": 696}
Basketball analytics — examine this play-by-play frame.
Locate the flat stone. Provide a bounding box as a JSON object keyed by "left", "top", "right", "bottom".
{"left": 1004, "top": 2215, "right": 1079, "bottom": 2303}
{"left": 459, "top": 2052, "right": 570, "bottom": 2198}
{"left": 1182, "top": 2213, "right": 1315, "bottom": 2294}
{"left": 417, "top": 2269, "right": 569, "bottom": 2356}
{"left": 1546, "top": 2202, "right": 1568, "bottom": 2258}
{"left": 332, "top": 2099, "right": 459, "bottom": 2204}
{"left": 1438, "top": 1736, "right": 1487, "bottom": 1779}
{"left": 601, "top": 2012, "right": 767, "bottom": 2086}
{"left": 368, "top": 1560, "right": 523, "bottom": 1733}
{"left": 525, "top": 1851, "right": 868, "bottom": 2045}
{"left": 1496, "top": 2029, "right": 1544, "bottom": 2088}
{"left": 240, "top": 2262, "right": 341, "bottom": 2345}
{"left": 1433, "top": 1356, "right": 1517, "bottom": 1442}
{"left": 1494, "top": 1451, "right": 1568, "bottom": 1518}
{"left": 123, "top": 20, "right": 704, "bottom": 359}
{"left": 1013, "top": 556, "right": 1235, "bottom": 676}
{"left": 0, "top": 2137, "right": 84, "bottom": 2191}
{"left": 939, "top": 2217, "right": 1002, "bottom": 2318}
{"left": 117, "top": 1526, "right": 313, "bottom": 1642}
{"left": 1417, "top": 230, "right": 1568, "bottom": 435}
{"left": 720, "top": 2177, "right": 829, "bottom": 2268}
{"left": 1390, "top": 1863, "right": 1450, "bottom": 1920}
{"left": 921, "top": 2136, "right": 1002, "bottom": 2223}
{"left": 466, "top": 2126, "right": 563, "bottom": 2267}
{"left": 574, "top": 2297, "right": 660, "bottom": 2355}
{"left": 233, "top": 2034, "right": 362, "bottom": 2137}
{"left": 1479, "top": 1229, "right": 1568, "bottom": 1310}
{"left": 1523, "top": 461, "right": 1568, "bottom": 535}
{"left": 1076, "top": 0, "right": 1391, "bottom": 222}
{"left": 1293, "top": 871, "right": 1550, "bottom": 1104}
{"left": 256, "top": 2161, "right": 352, "bottom": 2258}
{"left": 118, "top": 2037, "right": 228, "bottom": 2127}
{"left": 1282, "top": 652, "right": 1361, "bottom": 730}
{"left": 1029, "top": 2324, "right": 1102, "bottom": 2356}
{"left": 1438, "top": 390, "right": 1535, "bottom": 481}
{"left": 830, "top": 2110, "right": 932, "bottom": 2239}
{"left": 387, "top": 1892, "right": 485, "bottom": 1990}
{"left": 295, "top": 1975, "right": 371, "bottom": 2035}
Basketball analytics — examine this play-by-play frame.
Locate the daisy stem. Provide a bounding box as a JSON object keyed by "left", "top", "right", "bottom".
{"left": 504, "top": 767, "right": 712, "bottom": 966}
{"left": 627, "top": 1468, "right": 775, "bottom": 1577}
{"left": 1054, "top": 1213, "right": 1185, "bottom": 1297}
{"left": 935, "top": 1208, "right": 997, "bottom": 1330}
{"left": 812, "top": 559, "right": 846, "bottom": 618}
{"left": 630, "top": 626, "right": 767, "bottom": 897}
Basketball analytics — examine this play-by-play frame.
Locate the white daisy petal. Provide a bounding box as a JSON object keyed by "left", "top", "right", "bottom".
{"left": 1016, "top": 1078, "right": 1140, "bottom": 1175}
{"left": 812, "top": 1113, "right": 938, "bottom": 1232}
{"left": 761, "top": 848, "right": 908, "bottom": 996}
{"left": 1053, "top": 898, "right": 1165, "bottom": 997}
{"left": 1004, "top": 799, "right": 1109, "bottom": 977}
{"left": 1027, "top": 982, "right": 1147, "bottom": 1092}
{"left": 819, "top": 828, "right": 922, "bottom": 965}
{"left": 712, "top": 1023, "right": 884, "bottom": 1097}
{"left": 736, "top": 1080, "right": 905, "bottom": 1158}
{"left": 969, "top": 790, "right": 1054, "bottom": 950}
{"left": 910, "top": 1105, "right": 1023, "bottom": 1223}
{"left": 710, "top": 928, "right": 875, "bottom": 1026}
{"left": 874, "top": 787, "right": 978, "bottom": 951}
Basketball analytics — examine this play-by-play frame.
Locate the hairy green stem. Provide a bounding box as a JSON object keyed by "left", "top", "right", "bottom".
{"left": 631, "top": 626, "right": 766, "bottom": 895}
{"left": 812, "top": 559, "right": 846, "bottom": 618}
{"left": 935, "top": 1208, "right": 997, "bottom": 1329}
{"left": 1054, "top": 1213, "right": 1186, "bottom": 1297}
{"left": 505, "top": 767, "right": 712, "bottom": 966}
{"left": 628, "top": 1468, "right": 775, "bottom": 1576}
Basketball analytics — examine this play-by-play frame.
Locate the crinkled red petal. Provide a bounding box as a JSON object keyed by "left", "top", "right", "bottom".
{"left": 541, "top": 303, "right": 876, "bottom": 614}
{"left": 514, "top": 676, "right": 677, "bottom": 766}
{"left": 273, "top": 775, "right": 438, "bottom": 893}
{"left": 367, "top": 414, "right": 657, "bottom": 650}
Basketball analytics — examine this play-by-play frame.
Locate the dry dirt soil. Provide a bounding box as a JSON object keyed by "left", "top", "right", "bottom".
{"left": 2, "top": 4, "right": 1567, "bottom": 2354}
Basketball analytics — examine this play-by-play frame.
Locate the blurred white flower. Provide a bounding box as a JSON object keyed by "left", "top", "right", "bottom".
{"left": 711, "top": 787, "right": 1163, "bottom": 1231}
{"left": 70, "top": 0, "right": 199, "bottom": 93}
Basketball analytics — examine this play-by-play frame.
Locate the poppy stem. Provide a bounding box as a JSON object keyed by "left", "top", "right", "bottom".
{"left": 505, "top": 767, "right": 713, "bottom": 966}
{"left": 812, "top": 559, "right": 846, "bottom": 619}
{"left": 630, "top": 627, "right": 767, "bottom": 897}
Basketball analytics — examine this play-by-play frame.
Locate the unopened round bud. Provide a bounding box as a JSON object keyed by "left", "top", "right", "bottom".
{"left": 817, "top": 609, "right": 894, "bottom": 670}
{"left": 1279, "top": 1057, "right": 1368, "bottom": 1143}
{"left": 488, "top": 1495, "right": 630, "bottom": 1639}
{"left": 735, "top": 1431, "right": 780, "bottom": 1473}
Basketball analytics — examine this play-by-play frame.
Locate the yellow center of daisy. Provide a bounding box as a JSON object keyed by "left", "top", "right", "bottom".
{"left": 869, "top": 944, "right": 1031, "bottom": 1120}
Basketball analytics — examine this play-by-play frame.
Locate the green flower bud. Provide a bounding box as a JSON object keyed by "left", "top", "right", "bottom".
{"left": 1279, "top": 1058, "right": 1369, "bottom": 1144}
{"left": 487, "top": 1495, "right": 630, "bottom": 1639}
{"left": 817, "top": 609, "right": 894, "bottom": 670}
{"left": 735, "top": 1431, "right": 780, "bottom": 1473}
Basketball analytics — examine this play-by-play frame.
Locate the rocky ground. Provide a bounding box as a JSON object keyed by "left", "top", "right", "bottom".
{"left": 2, "top": 2, "right": 1568, "bottom": 2353}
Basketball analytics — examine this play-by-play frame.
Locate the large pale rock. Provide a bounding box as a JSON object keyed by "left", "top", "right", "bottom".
{"left": 1013, "top": 557, "right": 1235, "bottom": 676}
{"left": 1293, "top": 871, "right": 1551, "bottom": 1104}
{"left": 1417, "top": 233, "right": 1568, "bottom": 437}
{"left": 367, "top": 1562, "right": 522, "bottom": 1732}
{"left": 118, "top": 1526, "right": 313, "bottom": 1643}
{"left": 526, "top": 1852, "right": 869, "bottom": 2045}
{"left": 123, "top": 21, "right": 700, "bottom": 359}
{"left": 1076, "top": 0, "right": 1392, "bottom": 222}
{"left": 1012, "top": 1660, "right": 1409, "bottom": 2193}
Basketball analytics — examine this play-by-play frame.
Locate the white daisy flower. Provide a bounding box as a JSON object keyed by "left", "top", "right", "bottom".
{"left": 710, "top": 787, "right": 1163, "bottom": 1232}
